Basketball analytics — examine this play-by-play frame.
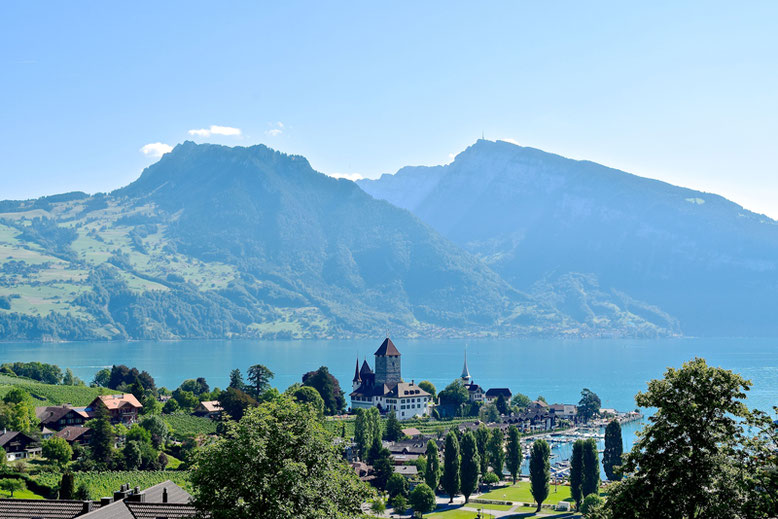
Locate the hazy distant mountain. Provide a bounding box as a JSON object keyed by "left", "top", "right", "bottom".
{"left": 0, "top": 142, "right": 677, "bottom": 341}
{"left": 358, "top": 139, "right": 778, "bottom": 336}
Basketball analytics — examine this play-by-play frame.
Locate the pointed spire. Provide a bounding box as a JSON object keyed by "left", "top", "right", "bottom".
{"left": 352, "top": 356, "right": 361, "bottom": 383}
{"left": 461, "top": 346, "right": 471, "bottom": 382}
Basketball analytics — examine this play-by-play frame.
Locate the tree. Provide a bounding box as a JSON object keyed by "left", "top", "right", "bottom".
{"left": 409, "top": 483, "right": 436, "bottom": 517}
{"left": 602, "top": 420, "right": 623, "bottom": 481}
{"left": 581, "top": 494, "right": 604, "bottom": 516}
{"left": 172, "top": 388, "right": 199, "bottom": 411}
{"left": 383, "top": 410, "right": 404, "bottom": 442}
{"left": 123, "top": 440, "right": 142, "bottom": 470}
{"left": 140, "top": 392, "right": 161, "bottom": 415}
{"left": 418, "top": 380, "right": 436, "bottom": 401}
{"left": 42, "top": 436, "right": 72, "bottom": 467}
{"left": 495, "top": 394, "right": 509, "bottom": 415}
{"left": 287, "top": 386, "right": 325, "bottom": 417}
{"left": 577, "top": 388, "right": 601, "bottom": 423}
{"left": 511, "top": 393, "right": 531, "bottom": 409}
{"left": 63, "top": 368, "right": 75, "bottom": 385}
{"left": 441, "top": 431, "right": 460, "bottom": 502}
{"left": 479, "top": 403, "right": 500, "bottom": 424}
{"left": 217, "top": 387, "right": 257, "bottom": 421}
{"left": 570, "top": 440, "right": 584, "bottom": 510}
{"left": 354, "top": 407, "right": 380, "bottom": 460}
{"left": 387, "top": 472, "right": 409, "bottom": 500}
{"left": 180, "top": 378, "right": 209, "bottom": 395}
{"left": 0, "top": 478, "right": 24, "bottom": 497}
{"left": 483, "top": 472, "right": 500, "bottom": 489}
{"left": 92, "top": 367, "right": 110, "bottom": 387}
{"left": 246, "top": 364, "right": 274, "bottom": 398}
{"left": 487, "top": 427, "right": 505, "bottom": 478}
{"left": 228, "top": 368, "right": 245, "bottom": 390}
{"left": 190, "top": 398, "right": 371, "bottom": 519}
{"left": 438, "top": 379, "right": 469, "bottom": 412}
{"left": 162, "top": 398, "right": 179, "bottom": 414}
{"left": 302, "top": 366, "right": 346, "bottom": 415}
{"left": 582, "top": 439, "right": 600, "bottom": 499}
{"left": 391, "top": 494, "right": 408, "bottom": 514}
{"left": 372, "top": 448, "right": 394, "bottom": 490}
{"left": 140, "top": 415, "right": 169, "bottom": 448}
{"left": 529, "top": 439, "right": 550, "bottom": 513}
{"left": 600, "top": 358, "right": 755, "bottom": 519}
{"left": 459, "top": 431, "right": 480, "bottom": 503}
{"left": 505, "top": 425, "right": 522, "bottom": 484}
{"left": 59, "top": 472, "right": 75, "bottom": 499}
{"left": 475, "top": 424, "right": 490, "bottom": 477}
{"left": 425, "top": 439, "right": 440, "bottom": 490}
{"left": 89, "top": 402, "right": 114, "bottom": 468}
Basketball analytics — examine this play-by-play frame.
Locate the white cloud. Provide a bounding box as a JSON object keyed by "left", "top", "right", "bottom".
{"left": 187, "top": 125, "right": 242, "bottom": 138}
{"left": 499, "top": 138, "right": 520, "bottom": 145}
{"left": 140, "top": 142, "right": 173, "bottom": 158}
{"left": 447, "top": 153, "right": 456, "bottom": 163}
{"left": 265, "top": 121, "right": 284, "bottom": 137}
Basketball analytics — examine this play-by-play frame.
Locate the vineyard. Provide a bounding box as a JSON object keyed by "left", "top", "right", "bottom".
{"left": 0, "top": 373, "right": 112, "bottom": 406}
{"left": 163, "top": 414, "right": 218, "bottom": 439}
{"left": 33, "top": 471, "right": 192, "bottom": 498}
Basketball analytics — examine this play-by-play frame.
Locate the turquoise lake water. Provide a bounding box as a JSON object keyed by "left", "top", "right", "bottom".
{"left": 0, "top": 336, "right": 775, "bottom": 413}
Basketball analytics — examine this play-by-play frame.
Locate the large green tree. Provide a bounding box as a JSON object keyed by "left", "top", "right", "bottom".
{"left": 459, "top": 431, "right": 480, "bottom": 503}
{"left": 383, "top": 410, "right": 404, "bottom": 442}
{"left": 246, "top": 364, "right": 274, "bottom": 398}
{"left": 602, "top": 420, "right": 623, "bottom": 481}
{"left": 425, "top": 439, "right": 440, "bottom": 490}
{"left": 475, "top": 424, "right": 490, "bottom": 477}
{"left": 442, "top": 431, "right": 461, "bottom": 503}
{"left": 42, "top": 436, "right": 72, "bottom": 468}
{"left": 89, "top": 402, "right": 114, "bottom": 469}
{"left": 217, "top": 387, "right": 257, "bottom": 421}
{"left": 505, "top": 425, "right": 522, "bottom": 484}
{"left": 577, "top": 388, "right": 601, "bottom": 423}
{"left": 600, "top": 358, "right": 757, "bottom": 519}
{"left": 487, "top": 427, "right": 505, "bottom": 477}
{"left": 354, "top": 407, "right": 380, "bottom": 459}
{"left": 582, "top": 439, "right": 600, "bottom": 499}
{"left": 409, "top": 483, "right": 437, "bottom": 517}
{"left": 418, "top": 381, "right": 436, "bottom": 401}
{"left": 190, "top": 398, "right": 371, "bottom": 519}
{"left": 529, "top": 439, "right": 550, "bottom": 513}
{"left": 302, "top": 366, "right": 346, "bottom": 415}
{"left": 570, "top": 440, "right": 584, "bottom": 510}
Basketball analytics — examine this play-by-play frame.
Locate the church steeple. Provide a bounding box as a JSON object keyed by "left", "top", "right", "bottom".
{"left": 461, "top": 347, "right": 471, "bottom": 383}
{"left": 352, "top": 357, "right": 361, "bottom": 383}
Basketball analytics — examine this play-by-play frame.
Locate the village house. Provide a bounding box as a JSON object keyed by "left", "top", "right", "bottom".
{"left": 484, "top": 387, "right": 512, "bottom": 404}
{"left": 36, "top": 405, "right": 89, "bottom": 431}
{"left": 193, "top": 400, "right": 223, "bottom": 419}
{"left": 350, "top": 338, "right": 431, "bottom": 420}
{"left": 56, "top": 425, "right": 93, "bottom": 446}
{"left": 549, "top": 404, "right": 577, "bottom": 421}
{"left": 0, "top": 430, "right": 39, "bottom": 461}
{"left": 86, "top": 394, "right": 143, "bottom": 425}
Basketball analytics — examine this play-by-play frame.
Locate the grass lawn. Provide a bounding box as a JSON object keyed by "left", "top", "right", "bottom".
{"left": 427, "top": 509, "right": 483, "bottom": 519}
{"left": 466, "top": 502, "right": 514, "bottom": 511}
{"left": 0, "top": 488, "right": 44, "bottom": 499}
{"left": 480, "top": 481, "right": 573, "bottom": 505}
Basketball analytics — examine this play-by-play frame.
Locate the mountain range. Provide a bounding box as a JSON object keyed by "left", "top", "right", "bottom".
{"left": 0, "top": 139, "right": 773, "bottom": 341}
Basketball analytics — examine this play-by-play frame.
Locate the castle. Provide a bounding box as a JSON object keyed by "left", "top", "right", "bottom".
{"left": 350, "top": 338, "right": 431, "bottom": 420}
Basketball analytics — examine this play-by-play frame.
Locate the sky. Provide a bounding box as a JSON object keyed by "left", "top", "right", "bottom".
{"left": 1, "top": 2, "right": 777, "bottom": 217}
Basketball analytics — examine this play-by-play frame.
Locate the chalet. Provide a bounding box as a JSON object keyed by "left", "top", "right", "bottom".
{"left": 87, "top": 394, "right": 142, "bottom": 425}
{"left": 193, "top": 401, "right": 222, "bottom": 419}
{"left": 485, "top": 388, "right": 512, "bottom": 404}
{"left": 36, "top": 405, "right": 89, "bottom": 431}
{"left": 549, "top": 404, "right": 577, "bottom": 420}
{"left": 56, "top": 426, "right": 93, "bottom": 446}
{"left": 350, "top": 338, "right": 431, "bottom": 420}
{"left": 0, "top": 431, "right": 39, "bottom": 461}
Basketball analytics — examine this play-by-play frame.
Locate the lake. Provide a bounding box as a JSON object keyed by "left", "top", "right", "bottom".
{"left": 0, "top": 336, "right": 775, "bottom": 413}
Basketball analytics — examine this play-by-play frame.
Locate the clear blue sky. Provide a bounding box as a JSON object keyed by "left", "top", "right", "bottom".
{"left": 2, "top": 2, "right": 777, "bottom": 217}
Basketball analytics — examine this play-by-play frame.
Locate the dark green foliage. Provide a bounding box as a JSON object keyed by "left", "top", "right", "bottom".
{"left": 475, "top": 424, "right": 489, "bottom": 477}
{"left": 190, "top": 398, "right": 371, "bottom": 519}
{"left": 287, "top": 385, "right": 325, "bottom": 417}
{"left": 179, "top": 377, "right": 209, "bottom": 395}
{"left": 0, "top": 362, "right": 62, "bottom": 384}
{"left": 302, "top": 366, "right": 345, "bottom": 415}
{"left": 495, "top": 394, "right": 509, "bottom": 415}
{"left": 603, "top": 420, "right": 623, "bottom": 481}
{"left": 505, "top": 425, "right": 522, "bottom": 483}
{"left": 511, "top": 393, "right": 531, "bottom": 409}
{"left": 42, "top": 437, "right": 72, "bottom": 467}
{"left": 372, "top": 449, "right": 394, "bottom": 491}
{"left": 89, "top": 403, "right": 114, "bottom": 469}
{"left": 172, "top": 389, "right": 199, "bottom": 411}
{"left": 529, "top": 439, "right": 550, "bottom": 512}
{"left": 106, "top": 365, "right": 156, "bottom": 393}
{"left": 438, "top": 379, "right": 469, "bottom": 413}
{"left": 228, "top": 369, "right": 244, "bottom": 390}
{"left": 570, "top": 440, "right": 584, "bottom": 509}
{"left": 459, "top": 431, "right": 480, "bottom": 503}
{"left": 442, "top": 431, "right": 460, "bottom": 502}
{"left": 354, "top": 408, "right": 380, "bottom": 459}
{"left": 383, "top": 410, "right": 403, "bottom": 442}
{"left": 577, "top": 388, "right": 601, "bottom": 423}
{"left": 16, "top": 217, "right": 77, "bottom": 257}
{"left": 582, "top": 439, "right": 600, "bottom": 499}
{"left": 246, "top": 365, "right": 274, "bottom": 398}
{"left": 59, "top": 472, "right": 75, "bottom": 500}
{"left": 418, "top": 380, "right": 436, "bottom": 401}
{"left": 390, "top": 494, "right": 407, "bottom": 513}
{"left": 217, "top": 387, "right": 257, "bottom": 421}
{"left": 424, "top": 439, "right": 440, "bottom": 490}
{"left": 487, "top": 427, "right": 505, "bottom": 477}
{"left": 386, "top": 472, "right": 409, "bottom": 499}
{"left": 409, "top": 483, "right": 436, "bottom": 516}
{"left": 162, "top": 398, "right": 180, "bottom": 414}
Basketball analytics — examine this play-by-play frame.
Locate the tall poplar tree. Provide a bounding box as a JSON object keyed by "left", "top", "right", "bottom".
{"left": 487, "top": 428, "right": 505, "bottom": 478}
{"left": 505, "top": 425, "right": 522, "bottom": 484}
{"left": 602, "top": 420, "right": 623, "bottom": 481}
{"left": 582, "top": 439, "right": 600, "bottom": 499}
{"left": 442, "top": 431, "right": 461, "bottom": 503}
{"left": 570, "top": 439, "right": 584, "bottom": 510}
{"left": 475, "top": 424, "right": 490, "bottom": 477}
{"left": 529, "top": 439, "right": 550, "bottom": 513}
{"left": 425, "top": 439, "right": 440, "bottom": 490}
{"left": 460, "top": 431, "right": 480, "bottom": 503}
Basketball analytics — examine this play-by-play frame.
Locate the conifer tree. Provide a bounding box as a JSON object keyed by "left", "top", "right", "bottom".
{"left": 487, "top": 427, "right": 505, "bottom": 477}
{"left": 602, "top": 419, "right": 623, "bottom": 481}
{"left": 582, "top": 438, "right": 600, "bottom": 498}
{"left": 425, "top": 439, "right": 440, "bottom": 490}
{"left": 384, "top": 410, "right": 403, "bottom": 441}
{"left": 505, "top": 425, "right": 522, "bottom": 484}
{"left": 570, "top": 439, "right": 584, "bottom": 510}
{"left": 529, "top": 439, "right": 550, "bottom": 513}
{"left": 459, "top": 431, "right": 480, "bottom": 503}
{"left": 475, "top": 424, "right": 490, "bottom": 477}
{"left": 442, "top": 431, "right": 460, "bottom": 503}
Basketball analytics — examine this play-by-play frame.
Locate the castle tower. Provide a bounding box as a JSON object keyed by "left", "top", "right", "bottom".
{"left": 352, "top": 357, "right": 362, "bottom": 391}
{"left": 374, "top": 337, "right": 401, "bottom": 388}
